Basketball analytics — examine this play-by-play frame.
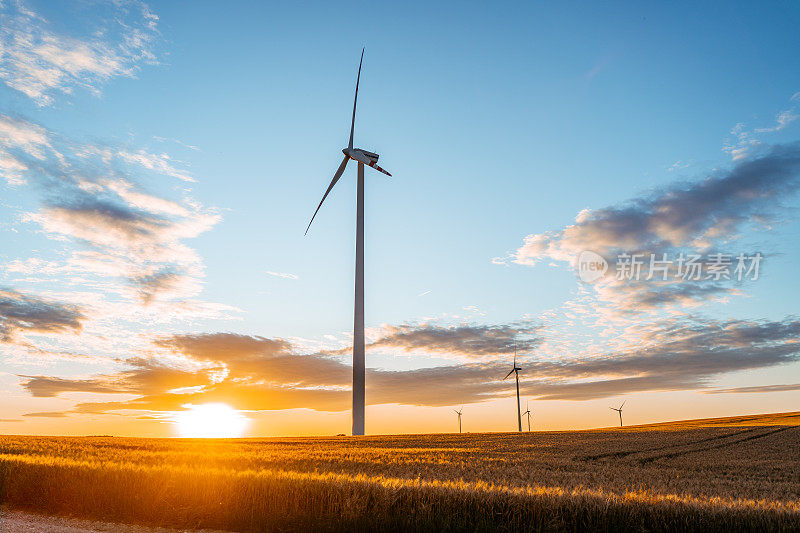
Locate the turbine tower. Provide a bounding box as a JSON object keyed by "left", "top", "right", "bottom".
{"left": 454, "top": 407, "right": 463, "bottom": 433}
{"left": 610, "top": 401, "right": 625, "bottom": 427}
{"left": 523, "top": 400, "right": 532, "bottom": 432}
{"left": 306, "top": 49, "right": 392, "bottom": 436}
{"left": 504, "top": 340, "right": 523, "bottom": 432}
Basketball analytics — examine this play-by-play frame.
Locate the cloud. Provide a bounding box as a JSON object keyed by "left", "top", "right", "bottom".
{"left": 591, "top": 277, "right": 739, "bottom": 315}
{"left": 157, "top": 333, "right": 351, "bottom": 386}
{"left": 265, "top": 271, "right": 299, "bottom": 280}
{"left": 82, "top": 146, "right": 194, "bottom": 183}
{"left": 20, "top": 356, "right": 219, "bottom": 398}
{"left": 755, "top": 110, "right": 799, "bottom": 134}
{"left": 0, "top": 114, "right": 52, "bottom": 184}
{"left": 23, "top": 411, "right": 68, "bottom": 418}
{"left": 0, "top": 0, "right": 159, "bottom": 106}
{"left": 0, "top": 287, "right": 84, "bottom": 341}
{"left": 704, "top": 383, "right": 800, "bottom": 394}
{"left": 364, "top": 322, "right": 539, "bottom": 358}
{"left": 20, "top": 375, "right": 124, "bottom": 397}
{"left": 23, "top": 316, "right": 800, "bottom": 415}
{"left": 134, "top": 269, "right": 199, "bottom": 305}
{"left": 724, "top": 94, "right": 800, "bottom": 159}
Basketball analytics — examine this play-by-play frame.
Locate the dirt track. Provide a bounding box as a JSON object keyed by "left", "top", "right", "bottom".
{"left": 0, "top": 508, "right": 224, "bottom": 533}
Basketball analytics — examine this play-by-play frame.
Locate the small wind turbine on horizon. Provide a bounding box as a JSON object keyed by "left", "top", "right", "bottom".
{"left": 454, "top": 407, "right": 463, "bottom": 433}
{"left": 305, "top": 48, "right": 392, "bottom": 436}
{"left": 523, "top": 400, "right": 532, "bottom": 432}
{"left": 504, "top": 340, "right": 523, "bottom": 432}
{"left": 610, "top": 401, "right": 626, "bottom": 427}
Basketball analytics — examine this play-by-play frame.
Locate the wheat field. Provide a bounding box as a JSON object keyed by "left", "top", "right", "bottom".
{"left": 0, "top": 412, "right": 798, "bottom": 532}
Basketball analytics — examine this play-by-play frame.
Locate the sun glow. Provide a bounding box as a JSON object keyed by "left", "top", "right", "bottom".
{"left": 173, "top": 403, "right": 249, "bottom": 438}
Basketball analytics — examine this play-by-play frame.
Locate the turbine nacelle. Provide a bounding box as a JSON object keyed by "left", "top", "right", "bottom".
{"left": 343, "top": 147, "right": 378, "bottom": 163}
{"left": 343, "top": 147, "right": 392, "bottom": 177}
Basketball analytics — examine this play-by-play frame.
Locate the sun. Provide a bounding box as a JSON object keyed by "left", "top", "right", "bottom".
{"left": 173, "top": 403, "right": 249, "bottom": 438}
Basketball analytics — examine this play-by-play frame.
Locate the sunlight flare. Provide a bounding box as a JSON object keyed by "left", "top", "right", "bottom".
{"left": 173, "top": 403, "right": 249, "bottom": 438}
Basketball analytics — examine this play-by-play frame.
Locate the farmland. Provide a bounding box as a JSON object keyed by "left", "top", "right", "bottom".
{"left": 0, "top": 412, "right": 798, "bottom": 532}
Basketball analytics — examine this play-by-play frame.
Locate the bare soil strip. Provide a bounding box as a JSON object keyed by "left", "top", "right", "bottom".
{"left": 0, "top": 508, "right": 227, "bottom": 533}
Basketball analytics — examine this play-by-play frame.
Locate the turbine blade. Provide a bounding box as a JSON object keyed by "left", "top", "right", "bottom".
{"left": 620, "top": 400, "right": 626, "bottom": 409}
{"left": 369, "top": 162, "right": 392, "bottom": 176}
{"left": 348, "top": 48, "right": 364, "bottom": 150}
{"left": 305, "top": 156, "right": 349, "bottom": 235}
{"left": 504, "top": 368, "right": 515, "bottom": 380}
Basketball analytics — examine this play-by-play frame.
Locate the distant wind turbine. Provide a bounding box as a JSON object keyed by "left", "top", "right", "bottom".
{"left": 454, "top": 407, "right": 463, "bottom": 433}
{"left": 523, "top": 400, "right": 532, "bottom": 432}
{"left": 610, "top": 401, "right": 626, "bottom": 427}
{"left": 305, "top": 48, "right": 392, "bottom": 436}
{"left": 504, "top": 340, "right": 523, "bottom": 432}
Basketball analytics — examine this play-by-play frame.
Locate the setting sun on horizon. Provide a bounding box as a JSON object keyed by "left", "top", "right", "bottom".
{"left": 172, "top": 403, "right": 250, "bottom": 438}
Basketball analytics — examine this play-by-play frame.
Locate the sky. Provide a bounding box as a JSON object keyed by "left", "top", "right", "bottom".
{"left": 1, "top": 0, "right": 800, "bottom": 437}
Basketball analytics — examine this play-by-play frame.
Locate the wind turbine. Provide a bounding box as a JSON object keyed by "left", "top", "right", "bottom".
{"left": 454, "top": 407, "right": 463, "bottom": 433}
{"left": 305, "top": 48, "right": 392, "bottom": 436}
{"left": 504, "top": 340, "right": 523, "bottom": 432}
{"left": 610, "top": 401, "right": 625, "bottom": 427}
{"left": 523, "top": 400, "right": 532, "bottom": 432}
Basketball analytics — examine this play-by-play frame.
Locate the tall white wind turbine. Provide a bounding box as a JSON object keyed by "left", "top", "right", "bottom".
{"left": 305, "top": 48, "right": 392, "bottom": 436}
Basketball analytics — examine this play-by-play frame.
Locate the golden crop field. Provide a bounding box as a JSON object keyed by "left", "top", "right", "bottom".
{"left": 1, "top": 412, "right": 799, "bottom": 532}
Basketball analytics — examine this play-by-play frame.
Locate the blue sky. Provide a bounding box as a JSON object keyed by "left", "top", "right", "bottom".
{"left": 1, "top": 1, "right": 799, "bottom": 436}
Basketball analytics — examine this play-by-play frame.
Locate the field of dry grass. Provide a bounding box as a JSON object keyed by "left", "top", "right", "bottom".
{"left": 0, "top": 412, "right": 798, "bottom": 532}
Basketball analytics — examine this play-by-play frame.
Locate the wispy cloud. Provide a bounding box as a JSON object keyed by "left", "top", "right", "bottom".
{"left": 21, "top": 356, "right": 220, "bottom": 398}
{"left": 265, "top": 271, "right": 299, "bottom": 280}
{"left": 0, "top": 287, "right": 84, "bottom": 341}
{"left": 0, "top": 0, "right": 160, "bottom": 106}
{"left": 754, "top": 110, "right": 799, "bottom": 134}
{"left": 363, "top": 322, "right": 539, "bottom": 359}
{"left": 704, "top": 383, "right": 800, "bottom": 394}
{"left": 724, "top": 94, "right": 800, "bottom": 159}
{"left": 22, "top": 411, "right": 68, "bottom": 418}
